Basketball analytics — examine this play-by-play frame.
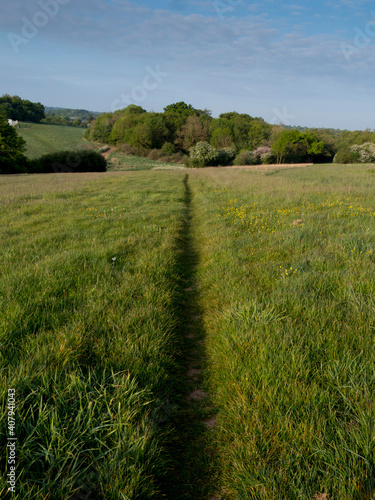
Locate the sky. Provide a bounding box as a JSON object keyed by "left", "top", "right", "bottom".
{"left": 1, "top": 0, "right": 375, "bottom": 130}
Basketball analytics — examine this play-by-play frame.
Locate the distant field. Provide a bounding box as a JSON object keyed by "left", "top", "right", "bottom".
{"left": 106, "top": 149, "right": 185, "bottom": 171}
{"left": 18, "top": 122, "right": 90, "bottom": 158}
{"left": 1, "top": 163, "right": 375, "bottom": 498}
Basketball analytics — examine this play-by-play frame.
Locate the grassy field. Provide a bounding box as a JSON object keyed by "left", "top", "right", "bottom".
{"left": 106, "top": 150, "right": 185, "bottom": 172}
{"left": 0, "top": 171, "right": 191, "bottom": 498}
{"left": 18, "top": 123, "right": 90, "bottom": 158}
{"left": 189, "top": 163, "right": 375, "bottom": 499}
{"left": 1, "top": 163, "right": 375, "bottom": 498}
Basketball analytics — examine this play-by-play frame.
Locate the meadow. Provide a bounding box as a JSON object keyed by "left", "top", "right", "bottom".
{"left": 18, "top": 123, "right": 90, "bottom": 158}
{"left": 191, "top": 164, "right": 375, "bottom": 499}
{"left": 0, "top": 171, "right": 191, "bottom": 498}
{"left": 1, "top": 163, "right": 375, "bottom": 499}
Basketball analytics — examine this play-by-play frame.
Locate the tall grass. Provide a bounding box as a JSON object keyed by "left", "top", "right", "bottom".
{"left": 190, "top": 164, "right": 375, "bottom": 499}
{"left": 0, "top": 171, "right": 186, "bottom": 499}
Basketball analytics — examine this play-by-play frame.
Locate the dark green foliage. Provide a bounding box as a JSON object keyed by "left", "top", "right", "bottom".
{"left": 161, "top": 142, "right": 177, "bottom": 154}
{"left": 217, "top": 147, "right": 236, "bottom": 166}
{"left": 234, "top": 150, "right": 260, "bottom": 165}
{"left": 271, "top": 130, "right": 326, "bottom": 163}
{"left": 247, "top": 119, "right": 272, "bottom": 150}
{"left": 0, "top": 94, "right": 45, "bottom": 123}
{"left": 210, "top": 126, "right": 234, "bottom": 149}
{"left": 0, "top": 119, "right": 28, "bottom": 174}
{"left": 29, "top": 150, "right": 107, "bottom": 173}
{"left": 163, "top": 101, "right": 196, "bottom": 116}
{"left": 333, "top": 145, "right": 360, "bottom": 164}
{"left": 89, "top": 113, "right": 114, "bottom": 143}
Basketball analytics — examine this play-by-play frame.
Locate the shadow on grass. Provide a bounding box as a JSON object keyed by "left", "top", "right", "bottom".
{"left": 159, "top": 174, "right": 218, "bottom": 499}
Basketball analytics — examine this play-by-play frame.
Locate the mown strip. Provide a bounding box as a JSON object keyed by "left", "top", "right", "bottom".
{"left": 0, "top": 171, "right": 185, "bottom": 499}
{"left": 191, "top": 165, "right": 375, "bottom": 499}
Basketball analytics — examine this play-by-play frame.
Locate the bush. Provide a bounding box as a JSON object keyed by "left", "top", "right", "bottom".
{"left": 147, "top": 149, "right": 165, "bottom": 161}
{"left": 117, "top": 143, "right": 138, "bottom": 155}
{"left": 217, "top": 147, "right": 236, "bottom": 166}
{"left": 234, "top": 151, "right": 259, "bottom": 166}
{"left": 161, "top": 142, "right": 176, "bottom": 155}
{"left": 260, "top": 152, "right": 275, "bottom": 164}
{"left": 333, "top": 146, "right": 359, "bottom": 164}
{"left": 29, "top": 150, "right": 107, "bottom": 174}
{"left": 0, "top": 156, "right": 29, "bottom": 175}
{"left": 188, "top": 141, "right": 219, "bottom": 168}
{"left": 351, "top": 142, "right": 375, "bottom": 163}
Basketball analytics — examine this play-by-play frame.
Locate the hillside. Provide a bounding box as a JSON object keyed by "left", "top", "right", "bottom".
{"left": 18, "top": 122, "right": 90, "bottom": 159}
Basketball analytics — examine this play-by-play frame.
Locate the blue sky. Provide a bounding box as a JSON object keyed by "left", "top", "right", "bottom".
{"left": 1, "top": 0, "right": 375, "bottom": 129}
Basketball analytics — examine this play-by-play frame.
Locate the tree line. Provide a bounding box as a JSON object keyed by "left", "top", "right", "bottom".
{"left": 0, "top": 94, "right": 45, "bottom": 123}
{"left": 42, "top": 107, "right": 101, "bottom": 128}
{"left": 2, "top": 95, "right": 375, "bottom": 169}
{"left": 85, "top": 102, "right": 375, "bottom": 165}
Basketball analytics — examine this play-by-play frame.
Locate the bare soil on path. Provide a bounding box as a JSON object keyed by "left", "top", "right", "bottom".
{"left": 101, "top": 147, "right": 117, "bottom": 159}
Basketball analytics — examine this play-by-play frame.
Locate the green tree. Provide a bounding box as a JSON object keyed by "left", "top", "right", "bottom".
{"left": 0, "top": 95, "right": 45, "bottom": 122}
{"left": 247, "top": 120, "right": 272, "bottom": 150}
{"left": 175, "top": 115, "right": 210, "bottom": 151}
{"left": 210, "top": 127, "right": 234, "bottom": 149}
{"left": 271, "top": 130, "right": 325, "bottom": 164}
{"left": 163, "top": 102, "right": 198, "bottom": 143}
{"left": 90, "top": 113, "right": 114, "bottom": 143}
{"left": 0, "top": 119, "right": 27, "bottom": 173}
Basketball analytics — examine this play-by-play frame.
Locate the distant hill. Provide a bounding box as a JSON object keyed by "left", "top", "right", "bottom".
{"left": 44, "top": 107, "right": 102, "bottom": 127}
{"left": 18, "top": 122, "right": 92, "bottom": 159}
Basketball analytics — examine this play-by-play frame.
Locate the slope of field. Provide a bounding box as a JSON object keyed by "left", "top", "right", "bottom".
{"left": 189, "top": 163, "right": 375, "bottom": 499}
{"left": 18, "top": 122, "right": 89, "bottom": 158}
{"left": 106, "top": 150, "right": 185, "bottom": 171}
{"left": 0, "top": 171, "right": 187, "bottom": 499}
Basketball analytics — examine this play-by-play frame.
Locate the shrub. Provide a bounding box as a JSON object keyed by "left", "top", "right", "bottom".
{"left": 169, "top": 152, "right": 186, "bottom": 164}
{"left": 188, "top": 141, "right": 219, "bottom": 168}
{"left": 29, "top": 150, "right": 107, "bottom": 174}
{"left": 234, "top": 151, "right": 259, "bottom": 166}
{"left": 333, "top": 146, "right": 359, "bottom": 164}
{"left": 351, "top": 142, "right": 375, "bottom": 163}
{"left": 0, "top": 156, "right": 29, "bottom": 175}
{"left": 260, "top": 152, "right": 275, "bottom": 164}
{"left": 253, "top": 146, "right": 275, "bottom": 164}
{"left": 147, "top": 149, "right": 165, "bottom": 161}
{"left": 217, "top": 147, "right": 236, "bottom": 166}
{"left": 161, "top": 142, "right": 176, "bottom": 155}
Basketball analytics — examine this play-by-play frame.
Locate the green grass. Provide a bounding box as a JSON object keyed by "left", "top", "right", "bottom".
{"left": 18, "top": 122, "right": 90, "bottom": 158}
{"left": 2, "top": 162, "right": 375, "bottom": 499}
{"left": 188, "top": 163, "right": 375, "bottom": 499}
{"left": 0, "top": 170, "right": 188, "bottom": 498}
{"left": 107, "top": 151, "right": 185, "bottom": 172}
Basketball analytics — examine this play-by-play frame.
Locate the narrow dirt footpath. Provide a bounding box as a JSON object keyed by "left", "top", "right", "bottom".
{"left": 101, "top": 147, "right": 117, "bottom": 160}
{"left": 160, "top": 174, "right": 218, "bottom": 499}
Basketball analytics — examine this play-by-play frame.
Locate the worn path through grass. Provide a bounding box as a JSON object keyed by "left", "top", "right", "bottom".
{"left": 160, "top": 174, "right": 218, "bottom": 499}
